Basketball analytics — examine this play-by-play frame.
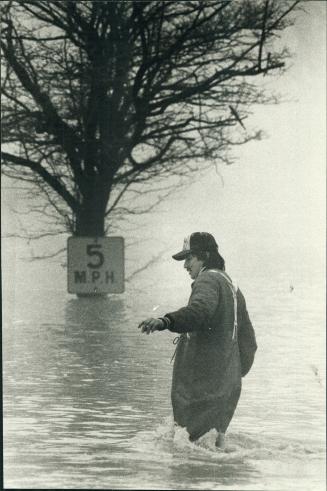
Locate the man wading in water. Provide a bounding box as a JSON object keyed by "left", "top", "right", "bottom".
{"left": 138, "top": 232, "right": 256, "bottom": 449}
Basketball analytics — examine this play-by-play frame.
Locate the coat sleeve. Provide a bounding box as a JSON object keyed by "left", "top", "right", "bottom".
{"left": 165, "top": 273, "right": 220, "bottom": 333}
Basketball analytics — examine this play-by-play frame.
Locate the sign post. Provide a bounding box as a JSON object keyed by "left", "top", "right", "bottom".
{"left": 67, "top": 237, "right": 124, "bottom": 295}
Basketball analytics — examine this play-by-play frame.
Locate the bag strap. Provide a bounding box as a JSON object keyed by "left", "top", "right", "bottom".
{"left": 207, "top": 269, "right": 238, "bottom": 340}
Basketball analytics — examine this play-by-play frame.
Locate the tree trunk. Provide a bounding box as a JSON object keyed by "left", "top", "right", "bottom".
{"left": 74, "top": 180, "right": 110, "bottom": 237}
{"left": 75, "top": 205, "right": 105, "bottom": 236}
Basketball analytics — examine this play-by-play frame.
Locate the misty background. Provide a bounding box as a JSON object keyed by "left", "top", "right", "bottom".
{"left": 2, "top": 2, "right": 325, "bottom": 298}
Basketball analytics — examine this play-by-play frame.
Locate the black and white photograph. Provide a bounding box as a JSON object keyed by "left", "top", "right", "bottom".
{"left": 1, "top": 1, "right": 326, "bottom": 490}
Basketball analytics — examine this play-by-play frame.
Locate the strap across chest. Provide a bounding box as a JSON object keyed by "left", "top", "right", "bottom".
{"left": 207, "top": 269, "right": 238, "bottom": 340}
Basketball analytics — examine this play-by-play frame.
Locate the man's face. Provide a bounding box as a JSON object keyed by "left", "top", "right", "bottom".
{"left": 184, "top": 254, "right": 204, "bottom": 279}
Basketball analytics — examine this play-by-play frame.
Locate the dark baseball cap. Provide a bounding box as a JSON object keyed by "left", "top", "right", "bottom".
{"left": 172, "top": 232, "right": 218, "bottom": 261}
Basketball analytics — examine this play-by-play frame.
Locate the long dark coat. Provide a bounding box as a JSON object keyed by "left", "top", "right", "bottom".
{"left": 166, "top": 268, "right": 252, "bottom": 440}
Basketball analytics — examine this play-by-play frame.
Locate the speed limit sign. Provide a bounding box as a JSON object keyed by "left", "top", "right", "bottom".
{"left": 67, "top": 237, "right": 124, "bottom": 294}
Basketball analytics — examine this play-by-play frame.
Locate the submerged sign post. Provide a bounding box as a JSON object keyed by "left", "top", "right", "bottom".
{"left": 67, "top": 237, "right": 124, "bottom": 294}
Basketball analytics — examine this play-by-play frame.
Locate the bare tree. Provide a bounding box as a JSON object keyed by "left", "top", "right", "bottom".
{"left": 1, "top": 0, "right": 300, "bottom": 239}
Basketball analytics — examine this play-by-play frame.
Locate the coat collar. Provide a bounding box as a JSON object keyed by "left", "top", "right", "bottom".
{"left": 191, "top": 267, "right": 207, "bottom": 288}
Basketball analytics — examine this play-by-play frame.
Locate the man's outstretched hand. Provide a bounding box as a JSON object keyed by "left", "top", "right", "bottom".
{"left": 138, "top": 318, "right": 165, "bottom": 334}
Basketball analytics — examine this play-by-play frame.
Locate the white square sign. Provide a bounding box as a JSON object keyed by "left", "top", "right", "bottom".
{"left": 67, "top": 237, "right": 124, "bottom": 294}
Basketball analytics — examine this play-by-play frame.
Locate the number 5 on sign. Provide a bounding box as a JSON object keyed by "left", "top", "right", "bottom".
{"left": 86, "top": 244, "right": 105, "bottom": 268}
{"left": 67, "top": 237, "right": 124, "bottom": 294}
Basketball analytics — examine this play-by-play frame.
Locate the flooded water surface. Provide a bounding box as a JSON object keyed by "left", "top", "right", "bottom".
{"left": 3, "top": 256, "right": 325, "bottom": 490}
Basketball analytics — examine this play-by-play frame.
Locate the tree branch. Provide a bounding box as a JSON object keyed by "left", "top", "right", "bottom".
{"left": 1, "top": 30, "right": 85, "bottom": 190}
{"left": 1, "top": 151, "right": 80, "bottom": 212}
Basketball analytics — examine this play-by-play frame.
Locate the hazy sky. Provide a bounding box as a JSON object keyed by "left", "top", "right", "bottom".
{"left": 146, "top": 1, "right": 326, "bottom": 263}
{"left": 2, "top": 1, "right": 326, "bottom": 289}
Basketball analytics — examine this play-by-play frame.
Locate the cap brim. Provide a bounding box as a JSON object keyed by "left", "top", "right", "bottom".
{"left": 172, "top": 250, "right": 191, "bottom": 261}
